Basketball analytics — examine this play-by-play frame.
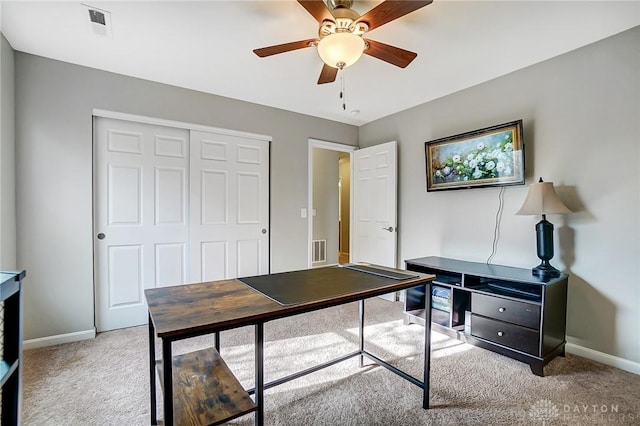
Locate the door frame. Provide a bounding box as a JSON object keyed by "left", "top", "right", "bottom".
{"left": 307, "top": 139, "right": 357, "bottom": 269}
{"left": 93, "top": 109, "right": 271, "bottom": 143}
{"left": 92, "top": 109, "right": 272, "bottom": 328}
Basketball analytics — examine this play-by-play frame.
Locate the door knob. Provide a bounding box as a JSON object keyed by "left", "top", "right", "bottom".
{"left": 261, "top": 229, "right": 267, "bottom": 234}
{"left": 97, "top": 233, "right": 106, "bottom": 240}
{"left": 382, "top": 227, "right": 395, "bottom": 232}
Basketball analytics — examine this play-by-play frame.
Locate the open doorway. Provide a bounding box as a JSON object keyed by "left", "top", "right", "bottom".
{"left": 338, "top": 153, "right": 350, "bottom": 264}
{"left": 308, "top": 139, "right": 356, "bottom": 268}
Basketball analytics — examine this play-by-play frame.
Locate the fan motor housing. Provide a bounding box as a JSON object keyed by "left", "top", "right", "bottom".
{"left": 319, "top": 1, "right": 367, "bottom": 38}
{"left": 329, "top": 0, "right": 354, "bottom": 10}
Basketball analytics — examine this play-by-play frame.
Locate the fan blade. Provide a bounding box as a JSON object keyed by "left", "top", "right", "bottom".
{"left": 318, "top": 64, "right": 338, "bottom": 85}
{"left": 357, "top": 0, "right": 432, "bottom": 32}
{"left": 298, "top": 0, "right": 334, "bottom": 24}
{"left": 364, "top": 39, "right": 418, "bottom": 68}
{"left": 253, "top": 39, "right": 318, "bottom": 57}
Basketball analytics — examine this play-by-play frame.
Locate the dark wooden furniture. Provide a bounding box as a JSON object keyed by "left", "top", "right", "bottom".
{"left": 1, "top": 270, "right": 26, "bottom": 426}
{"left": 146, "top": 265, "right": 434, "bottom": 426}
{"left": 404, "top": 257, "right": 567, "bottom": 376}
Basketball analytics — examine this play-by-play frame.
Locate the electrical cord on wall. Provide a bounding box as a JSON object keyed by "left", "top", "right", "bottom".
{"left": 487, "top": 186, "right": 505, "bottom": 264}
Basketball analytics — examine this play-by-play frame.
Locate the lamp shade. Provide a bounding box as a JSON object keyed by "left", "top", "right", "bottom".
{"left": 516, "top": 179, "right": 572, "bottom": 215}
{"left": 317, "top": 32, "right": 365, "bottom": 68}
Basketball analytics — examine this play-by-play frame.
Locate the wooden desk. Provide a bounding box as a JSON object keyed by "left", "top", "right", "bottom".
{"left": 146, "top": 265, "right": 434, "bottom": 425}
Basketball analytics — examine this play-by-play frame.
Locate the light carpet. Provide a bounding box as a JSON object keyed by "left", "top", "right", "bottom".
{"left": 23, "top": 299, "right": 640, "bottom": 425}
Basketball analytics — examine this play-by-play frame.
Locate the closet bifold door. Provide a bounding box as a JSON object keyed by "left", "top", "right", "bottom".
{"left": 189, "top": 130, "right": 270, "bottom": 283}
{"left": 94, "top": 117, "right": 190, "bottom": 332}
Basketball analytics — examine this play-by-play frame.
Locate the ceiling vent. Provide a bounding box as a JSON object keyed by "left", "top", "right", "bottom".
{"left": 82, "top": 4, "right": 112, "bottom": 38}
{"left": 88, "top": 9, "right": 105, "bottom": 25}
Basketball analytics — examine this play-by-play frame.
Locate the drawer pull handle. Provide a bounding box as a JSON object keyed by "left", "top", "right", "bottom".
{"left": 497, "top": 331, "right": 505, "bottom": 337}
{"left": 498, "top": 307, "right": 506, "bottom": 313}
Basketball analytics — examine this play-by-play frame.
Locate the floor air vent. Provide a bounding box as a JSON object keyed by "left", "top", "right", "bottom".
{"left": 312, "top": 240, "right": 326, "bottom": 263}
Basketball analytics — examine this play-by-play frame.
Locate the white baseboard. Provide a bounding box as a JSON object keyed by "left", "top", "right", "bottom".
{"left": 566, "top": 342, "right": 640, "bottom": 375}
{"left": 312, "top": 262, "right": 339, "bottom": 268}
{"left": 23, "top": 329, "right": 96, "bottom": 350}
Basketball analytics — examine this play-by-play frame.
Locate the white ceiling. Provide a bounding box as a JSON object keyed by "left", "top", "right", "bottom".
{"left": 2, "top": 1, "right": 639, "bottom": 126}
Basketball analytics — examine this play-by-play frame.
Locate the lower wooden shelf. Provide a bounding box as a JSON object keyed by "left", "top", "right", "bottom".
{"left": 157, "top": 348, "right": 256, "bottom": 426}
{"left": 404, "top": 309, "right": 466, "bottom": 340}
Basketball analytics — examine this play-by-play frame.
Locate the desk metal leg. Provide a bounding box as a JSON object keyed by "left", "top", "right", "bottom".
{"left": 358, "top": 299, "right": 365, "bottom": 368}
{"left": 255, "top": 323, "right": 264, "bottom": 426}
{"left": 423, "top": 283, "right": 432, "bottom": 409}
{"left": 162, "top": 339, "right": 173, "bottom": 425}
{"left": 148, "top": 314, "right": 157, "bottom": 425}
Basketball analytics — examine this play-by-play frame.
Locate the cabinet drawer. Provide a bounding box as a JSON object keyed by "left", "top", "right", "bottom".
{"left": 471, "top": 314, "right": 539, "bottom": 355}
{"left": 472, "top": 293, "right": 540, "bottom": 329}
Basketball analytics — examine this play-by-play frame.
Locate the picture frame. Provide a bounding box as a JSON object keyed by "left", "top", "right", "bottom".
{"left": 425, "top": 120, "right": 524, "bottom": 192}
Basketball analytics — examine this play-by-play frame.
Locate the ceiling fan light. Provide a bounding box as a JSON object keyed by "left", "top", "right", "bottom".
{"left": 317, "top": 33, "right": 365, "bottom": 69}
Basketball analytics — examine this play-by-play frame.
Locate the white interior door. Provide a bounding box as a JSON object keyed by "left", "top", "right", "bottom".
{"left": 351, "top": 141, "right": 398, "bottom": 300}
{"left": 189, "top": 130, "right": 270, "bottom": 281}
{"left": 94, "top": 118, "right": 189, "bottom": 332}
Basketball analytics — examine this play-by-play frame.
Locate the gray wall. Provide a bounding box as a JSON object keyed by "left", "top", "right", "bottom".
{"left": 359, "top": 27, "right": 640, "bottom": 364}
{"left": 10, "top": 24, "right": 640, "bottom": 366}
{"left": 14, "top": 52, "right": 358, "bottom": 340}
{"left": 0, "top": 34, "right": 16, "bottom": 270}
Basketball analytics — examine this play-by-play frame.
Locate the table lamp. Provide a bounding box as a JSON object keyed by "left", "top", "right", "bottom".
{"left": 516, "top": 178, "right": 571, "bottom": 276}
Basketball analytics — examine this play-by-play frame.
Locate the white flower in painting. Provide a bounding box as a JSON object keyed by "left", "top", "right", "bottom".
{"left": 469, "top": 159, "right": 478, "bottom": 169}
{"left": 467, "top": 153, "right": 475, "bottom": 161}
{"left": 476, "top": 152, "right": 485, "bottom": 161}
{"left": 435, "top": 170, "right": 443, "bottom": 177}
{"left": 452, "top": 154, "right": 461, "bottom": 163}
{"left": 473, "top": 168, "right": 483, "bottom": 179}
{"left": 477, "top": 142, "right": 486, "bottom": 150}
{"left": 442, "top": 166, "right": 452, "bottom": 176}
{"left": 504, "top": 166, "right": 512, "bottom": 175}
{"left": 463, "top": 160, "right": 469, "bottom": 167}
{"left": 485, "top": 161, "right": 496, "bottom": 171}
{"left": 504, "top": 142, "right": 513, "bottom": 152}
{"left": 496, "top": 162, "right": 505, "bottom": 173}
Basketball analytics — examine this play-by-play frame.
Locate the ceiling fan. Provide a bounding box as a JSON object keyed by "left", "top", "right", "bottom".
{"left": 253, "top": 0, "right": 433, "bottom": 85}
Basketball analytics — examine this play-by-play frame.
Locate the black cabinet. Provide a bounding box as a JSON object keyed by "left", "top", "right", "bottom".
{"left": 1, "top": 271, "right": 25, "bottom": 426}
{"left": 404, "top": 257, "right": 567, "bottom": 376}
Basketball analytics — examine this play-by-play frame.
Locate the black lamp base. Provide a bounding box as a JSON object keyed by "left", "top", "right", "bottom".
{"left": 532, "top": 261, "right": 560, "bottom": 278}
{"left": 532, "top": 216, "right": 561, "bottom": 278}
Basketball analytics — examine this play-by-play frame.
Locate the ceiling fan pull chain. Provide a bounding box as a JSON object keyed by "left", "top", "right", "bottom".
{"left": 340, "top": 71, "right": 346, "bottom": 111}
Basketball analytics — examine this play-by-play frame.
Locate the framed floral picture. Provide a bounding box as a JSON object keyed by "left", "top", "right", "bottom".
{"left": 425, "top": 120, "right": 524, "bottom": 192}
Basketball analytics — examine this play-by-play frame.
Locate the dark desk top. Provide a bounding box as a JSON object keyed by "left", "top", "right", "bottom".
{"left": 405, "top": 256, "right": 568, "bottom": 285}
{"left": 145, "top": 265, "right": 433, "bottom": 339}
{"left": 239, "top": 265, "right": 419, "bottom": 305}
